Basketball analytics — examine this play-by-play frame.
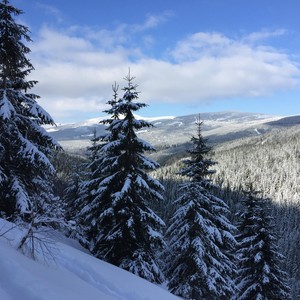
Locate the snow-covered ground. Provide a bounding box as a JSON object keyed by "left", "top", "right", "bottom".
{"left": 0, "top": 219, "right": 179, "bottom": 300}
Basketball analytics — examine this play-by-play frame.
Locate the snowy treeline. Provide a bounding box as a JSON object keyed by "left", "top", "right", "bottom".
{"left": 213, "top": 126, "right": 300, "bottom": 203}
{"left": 212, "top": 126, "right": 300, "bottom": 298}
{"left": 62, "top": 110, "right": 294, "bottom": 298}
{"left": 62, "top": 78, "right": 241, "bottom": 298}
{"left": 0, "top": 0, "right": 297, "bottom": 299}
{"left": 150, "top": 126, "right": 300, "bottom": 298}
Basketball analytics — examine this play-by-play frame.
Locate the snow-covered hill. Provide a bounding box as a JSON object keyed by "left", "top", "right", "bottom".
{"left": 0, "top": 219, "right": 179, "bottom": 300}
{"left": 48, "top": 111, "right": 285, "bottom": 152}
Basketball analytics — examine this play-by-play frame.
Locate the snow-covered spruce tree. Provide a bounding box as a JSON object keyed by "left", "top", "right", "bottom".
{"left": 0, "top": 0, "right": 61, "bottom": 222}
{"left": 235, "top": 187, "right": 291, "bottom": 300}
{"left": 166, "top": 116, "right": 237, "bottom": 299}
{"left": 80, "top": 75, "right": 165, "bottom": 283}
{"left": 76, "top": 83, "right": 121, "bottom": 249}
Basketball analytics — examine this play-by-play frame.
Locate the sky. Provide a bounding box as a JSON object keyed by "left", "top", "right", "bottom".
{"left": 9, "top": 0, "right": 300, "bottom": 123}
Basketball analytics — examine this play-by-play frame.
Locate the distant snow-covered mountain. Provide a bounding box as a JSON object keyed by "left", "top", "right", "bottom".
{"left": 47, "top": 111, "right": 297, "bottom": 152}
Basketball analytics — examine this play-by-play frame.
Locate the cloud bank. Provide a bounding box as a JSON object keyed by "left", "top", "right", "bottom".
{"left": 28, "top": 15, "right": 300, "bottom": 122}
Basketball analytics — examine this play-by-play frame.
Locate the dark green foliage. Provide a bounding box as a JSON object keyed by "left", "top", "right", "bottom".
{"left": 212, "top": 127, "right": 300, "bottom": 298}
{"left": 78, "top": 74, "right": 166, "bottom": 283}
{"left": 180, "top": 115, "right": 216, "bottom": 184}
{"left": 51, "top": 151, "right": 87, "bottom": 198}
{"left": 0, "top": 0, "right": 36, "bottom": 90}
{"left": 0, "top": 0, "right": 61, "bottom": 222}
{"left": 166, "top": 117, "right": 237, "bottom": 299}
{"left": 235, "top": 187, "right": 291, "bottom": 300}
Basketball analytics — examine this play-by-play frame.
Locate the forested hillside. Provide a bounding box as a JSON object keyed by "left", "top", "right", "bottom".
{"left": 212, "top": 125, "right": 300, "bottom": 298}
{"left": 1, "top": 1, "right": 299, "bottom": 298}
{"left": 147, "top": 124, "right": 300, "bottom": 298}
{"left": 50, "top": 120, "right": 300, "bottom": 299}
{"left": 213, "top": 125, "right": 300, "bottom": 203}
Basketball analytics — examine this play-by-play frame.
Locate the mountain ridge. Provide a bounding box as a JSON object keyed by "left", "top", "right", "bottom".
{"left": 47, "top": 111, "right": 300, "bottom": 152}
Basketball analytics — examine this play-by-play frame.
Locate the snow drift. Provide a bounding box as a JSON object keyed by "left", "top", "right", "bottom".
{"left": 0, "top": 219, "right": 179, "bottom": 300}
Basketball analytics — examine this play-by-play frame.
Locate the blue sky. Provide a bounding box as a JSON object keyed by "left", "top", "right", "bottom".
{"left": 10, "top": 0, "right": 300, "bottom": 123}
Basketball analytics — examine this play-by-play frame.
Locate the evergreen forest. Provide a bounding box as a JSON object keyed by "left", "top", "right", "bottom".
{"left": 1, "top": 0, "right": 299, "bottom": 299}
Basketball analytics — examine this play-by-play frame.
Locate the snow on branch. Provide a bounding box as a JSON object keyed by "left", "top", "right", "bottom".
{"left": 12, "top": 177, "right": 31, "bottom": 214}
{"left": 18, "top": 133, "right": 55, "bottom": 173}
{"left": 0, "top": 89, "right": 16, "bottom": 120}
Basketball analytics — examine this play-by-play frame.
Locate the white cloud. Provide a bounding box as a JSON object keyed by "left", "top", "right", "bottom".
{"left": 243, "top": 29, "right": 287, "bottom": 43}
{"left": 37, "top": 96, "right": 106, "bottom": 119}
{"left": 171, "top": 32, "right": 232, "bottom": 61}
{"left": 36, "top": 3, "right": 65, "bottom": 24}
{"left": 28, "top": 23, "right": 300, "bottom": 122}
{"left": 134, "top": 11, "right": 173, "bottom": 31}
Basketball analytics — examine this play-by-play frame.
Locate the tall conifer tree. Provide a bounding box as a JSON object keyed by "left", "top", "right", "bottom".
{"left": 0, "top": 0, "right": 61, "bottom": 220}
{"left": 80, "top": 74, "right": 165, "bottom": 283}
{"left": 166, "top": 116, "right": 237, "bottom": 299}
{"left": 235, "top": 187, "right": 291, "bottom": 300}
{"left": 77, "top": 83, "right": 121, "bottom": 249}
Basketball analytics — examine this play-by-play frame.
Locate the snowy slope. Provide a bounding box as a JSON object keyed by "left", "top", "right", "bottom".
{"left": 0, "top": 219, "right": 180, "bottom": 300}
